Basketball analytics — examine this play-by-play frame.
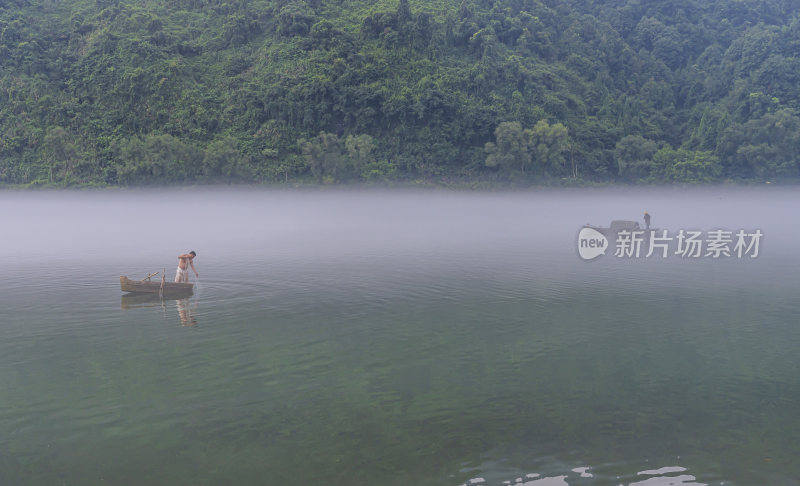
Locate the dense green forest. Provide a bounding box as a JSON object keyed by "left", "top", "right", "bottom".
{"left": 2, "top": 0, "right": 800, "bottom": 186}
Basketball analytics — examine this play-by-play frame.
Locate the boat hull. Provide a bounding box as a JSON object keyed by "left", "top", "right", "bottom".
{"left": 120, "top": 276, "right": 194, "bottom": 296}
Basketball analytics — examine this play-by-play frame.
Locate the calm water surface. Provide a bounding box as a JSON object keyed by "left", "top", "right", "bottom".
{"left": 1, "top": 188, "right": 798, "bottom": 486}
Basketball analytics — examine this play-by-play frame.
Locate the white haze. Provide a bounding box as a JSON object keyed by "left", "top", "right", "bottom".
{"left": 1, "top": 186, "right": 796, "bottom": 273}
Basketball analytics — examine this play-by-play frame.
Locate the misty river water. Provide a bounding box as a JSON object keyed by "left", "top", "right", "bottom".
{"left": 1, "top": 187, "right": 799, "bottom": 486}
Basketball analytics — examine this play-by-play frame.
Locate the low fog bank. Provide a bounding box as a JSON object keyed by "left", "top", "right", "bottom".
{"left": 1, "top": 186, "right": 795, "bottom": 270}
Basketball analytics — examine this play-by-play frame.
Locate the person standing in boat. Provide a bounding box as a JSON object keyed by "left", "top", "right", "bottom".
{"left": 175, "top": 251, "right": 199, "bottom": 283}
{"left": 644, "top": 211, "right": 651, "bottom": 229}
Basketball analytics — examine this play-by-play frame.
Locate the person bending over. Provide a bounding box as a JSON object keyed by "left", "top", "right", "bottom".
{"left": 175, "top": 251, "right": 198, "bottom": 283}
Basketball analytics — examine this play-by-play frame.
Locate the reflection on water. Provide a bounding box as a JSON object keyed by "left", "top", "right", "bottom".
{"left": 120, "top": 293, "right": 199, "bottom": 327}
{"left": 630, "top": 466, "right": 704, "bottom": 486}
{"left": 464, "top": 464, "right": 707, "bottom": 486}
{"left": 176, "top": 298, "right": 198, "bottom": 326}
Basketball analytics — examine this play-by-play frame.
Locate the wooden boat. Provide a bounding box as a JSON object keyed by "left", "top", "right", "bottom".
{"left": 120, "top": 275, "right": 193, "bottom": 296}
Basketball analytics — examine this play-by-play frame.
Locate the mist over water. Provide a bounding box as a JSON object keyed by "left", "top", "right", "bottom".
{"left": 1, "top": 187, "right": 799, "bottom": 486}
{"left": 3, "top": 186, "right": 794, "bottom": 272}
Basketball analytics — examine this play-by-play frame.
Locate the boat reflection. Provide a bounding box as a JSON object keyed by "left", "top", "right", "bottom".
{"left": 120, "top": 292, "right": 198, "bottom": 326}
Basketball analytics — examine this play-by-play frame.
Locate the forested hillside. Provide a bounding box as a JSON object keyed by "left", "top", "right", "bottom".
{"left": 2, "top": 0, "right": 800, "bottom": 186}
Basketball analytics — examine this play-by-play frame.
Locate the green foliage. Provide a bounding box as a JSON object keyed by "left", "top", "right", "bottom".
{"left": 301, "top": 131, "right": 344, "bottom": 183}
{"left": 528, "top": 120, "right": 571, "bottom": 177}
{"left": 485, "top": 121, "right": 529, "bottom": 173}
{"left": 615, "top": 135, "right": 659, "bottom": 182}
{"left": 651, "top": 147, "right": 722, "bottom": 184}
{"left": 300, "top": 131, "right": 382, "bottom": 182}
{"left": 667, "top": 150, "right": 722, "bottom": 184}
{"left": 113, "top": 133, "right": 203, "bottom": 185}
{"left": 202, "top": 137, "right": 253, "bottom": 181}
{"left": 344, "top": 133, "right": 376, "bottom": 176}
{"left": 717, "top": 108, "right": 800, "bottom": 179}
{"left": 2, "top": 0, "right": 800, "bottom": 186}
{"left": 485, "top": 120, "right": 571, "bottom": 178}
{"left": 278, "top": 1, "right": 315, "bottom": 38}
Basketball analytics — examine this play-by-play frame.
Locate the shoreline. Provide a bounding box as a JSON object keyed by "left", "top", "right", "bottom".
{"left": 0, "top": 177, "right": 788, "bottom": 191}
